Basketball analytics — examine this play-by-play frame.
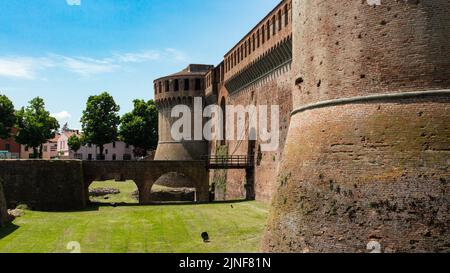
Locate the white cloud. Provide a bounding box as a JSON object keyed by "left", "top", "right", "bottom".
{"left": 165, "top": 48, "right": 189, "bottom": 62}
{"left": 66, "top": 0, "right": 81, "bottom": 6}
{"left": 114, "top": 51, "right": 161, "bottom": 63}
{"left": 0, "top": 48, "right": 188, "bottom": 79}
{"left": 0, "top": 57, "right": 54, "bottom": 79}
{"left": 56, "top": 55, "right": 118, "bottom": 76}
{"left": 51, "top": 111, "right": 72, "bottom": 121}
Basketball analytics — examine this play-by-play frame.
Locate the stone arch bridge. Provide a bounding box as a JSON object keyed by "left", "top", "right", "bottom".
{"left": 83, "top": 161, "right": 209, "bottom": 204}
{"left": 0, "top": 160, "right": 209, "bottom": 211}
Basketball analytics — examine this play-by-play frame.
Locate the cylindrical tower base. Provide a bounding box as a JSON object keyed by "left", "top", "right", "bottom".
{"left": 263, "top": 0, "right": 450, "bottom": 253}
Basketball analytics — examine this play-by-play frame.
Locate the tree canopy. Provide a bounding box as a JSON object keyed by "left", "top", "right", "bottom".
{"left": 81, "top": 92, "right": 120, "bottom": 158}
{"left": 119, "top": 99, "right": 158, "bottom": 157}
{"left": 0, "top": 94, "right": 15, "bottom": 140}
{"left": 15, "top": 97, "right": 60, "bottom": 158}
{"left": 68, "top": 134, "right": 82, "bottom": 153}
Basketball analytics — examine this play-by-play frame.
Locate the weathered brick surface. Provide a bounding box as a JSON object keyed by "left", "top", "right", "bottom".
{"left": 0, "top": 160, "right": 210, "bottom": 211}
{"left": 0, "top": 180, "right": 9, "bottom": 227}
{"left": 291, "top": 0, "right": 450, "bottom": 107}
{"left": 0, "top": 160, "right": 86, "bottom": 211}
{"left": 83, "top": 161, "right": 210, "bottom": 203}
{"left": 263, "top": 0, "right": 450, "bottom": 252}
{"left": 154, "top": 65, "right": 212, "bottom": 161}
{"left": 219, "top": 65, "right": 292, "bottom": 202}
{"left": 263, "top": 99, "right": 450, "bottom": 252}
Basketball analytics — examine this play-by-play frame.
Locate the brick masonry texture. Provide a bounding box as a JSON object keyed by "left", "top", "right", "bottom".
{"left": 0, "top": 160, "right": 86, "bottom": 211}
{"left": 0, "top": 180, "right": 8, "bottom": 227}
{"left": 0, "top": 160, "right": 210, "bottom": 211}
{"left": 221, "top": 65, "right": 292, "bottom": 202}
{"left": 262, "top": 0, "right": 450, "bottom": 253}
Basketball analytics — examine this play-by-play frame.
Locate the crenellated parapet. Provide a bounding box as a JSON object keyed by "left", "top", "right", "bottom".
{"left": 223, "top": 0, "right": 292, "bottom": 88}
{"left": 154, "top": 64, "right": 213, "bottom": 105}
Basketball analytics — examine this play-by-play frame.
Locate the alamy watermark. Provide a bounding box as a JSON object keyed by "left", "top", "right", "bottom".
{"left": 170, "top": 97, "right": 280, "bottom": 152}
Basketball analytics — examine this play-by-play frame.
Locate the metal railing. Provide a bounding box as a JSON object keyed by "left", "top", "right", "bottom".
{"left": 202, "top": 155, "right": 254, "bottom": 169}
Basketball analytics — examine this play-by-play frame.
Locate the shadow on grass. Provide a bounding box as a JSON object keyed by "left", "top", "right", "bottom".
{"left": 0, "top": 222, "right": 19, "bottom": 240}
{"left": 88, "top": 199, "right": 251, "bottom": 208}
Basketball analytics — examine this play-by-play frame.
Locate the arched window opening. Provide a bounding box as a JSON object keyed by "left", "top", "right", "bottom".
{"left": 284, "top": 5, "right": 289, "bottom": 26}
{"left": 195, "top": 78, "right": 201, "bottom": 90}
{"left": 272, "top": 16, "right": 276, "bottom": 35}
{"left": 257, "top": 30, "right": 260, "bottom": 48}
{"left": 262, "top": 26, "right": 265, "bottom": 44}
{"left": 278, "top": 10, "right": 282, "bottom": 31}
{"left": 165, "top": 80, "right": 170, "bottom": 92}
{"left": 174, "top": 79, "right": 179, "bottom": 91}
{"left": 184, "top": 79, "right": 190, "bottom": 91}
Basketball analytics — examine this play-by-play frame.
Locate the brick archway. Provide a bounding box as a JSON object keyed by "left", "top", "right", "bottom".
{"left": 83, "top": 161, "right": 209, "bottom": 204}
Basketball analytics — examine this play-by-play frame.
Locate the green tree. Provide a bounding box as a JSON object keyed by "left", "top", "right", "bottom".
{"left": 119, "top": 99, "right": 158, "bottom": 157}
{"left": 81, "top": 92, "right": 120, "bottom": 159}
{"left": 68, "top": 134, "right": 82, "bottom": 153}
{"left": 0, "top": 94, "right": 15, "bottom": 140}
{"left": 15, "top": 97, "right": 60, "bottom": 158}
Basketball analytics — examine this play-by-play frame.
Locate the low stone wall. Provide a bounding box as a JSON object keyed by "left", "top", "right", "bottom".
{"left": 0, "top": 179, "right": 9, "bottom": 227}
{"left": 83, "top": 160, "right": 210, "bottom": 203}
{"left": 0, "top": 160, "right": 87, "bottom": 211}
{"left": 0, "top": 160, "right": 210, "bottom": 211}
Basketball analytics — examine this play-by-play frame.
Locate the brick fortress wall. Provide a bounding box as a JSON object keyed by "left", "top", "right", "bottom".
{"left": 262, "top": 0, "right": 450, "bottom": 253}
{"left": 212, "top": 0, "right": 293, "bottom": 202}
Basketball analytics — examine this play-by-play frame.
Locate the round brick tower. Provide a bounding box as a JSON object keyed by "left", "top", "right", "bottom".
{"left": 263, "top": 0, "right": 450, "bottom": 252}
{"left": 154, "top": 64, "right": 213, "bottom": 161}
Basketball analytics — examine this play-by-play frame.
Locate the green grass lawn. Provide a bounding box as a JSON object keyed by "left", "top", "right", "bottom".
{"left": 89, "top": 180, "right": 139, "bottom": 204}
{"left": 0, "top": 182, "right": 269, "bottom": 253}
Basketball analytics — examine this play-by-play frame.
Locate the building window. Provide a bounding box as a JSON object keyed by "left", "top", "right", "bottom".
{"left": 262, "top": 26, "right": 265, "bottom": 44}
{"left": 165, "top": 80, "right": 170, "bottom": 92}
{"left": 88, "top": 154, "right": 92, "bottom": 160}
{"left": 195, "top": 78, "right": 201, "bottom": 90}
{"left": 5, "top": 143, "right": 10, "bottom": 151}
{"left": 105, "top": 149, "right": 108, "bottom": 155}
{"left": 184, "top": 79, "right": 190, "bottom": 90}
{"left": 284, "top": 5, "right": 289, "bottom": 26}
{"left": 257, "top": 30, "right": 260, "bottom": 48}
{"left": 272, "top": 16, "right": 276, "bottom": 35}
{"left": 113, "top": 141, "right": 116, "bottom": 148}
{"left": 252, "top": 34, "right": 256, "bottom": 51}
{"left": 174, "top": 79, "right": 179, "bottom": 91}
{"left": 112, "top": 154, "right": 116, "bottom": 161}
{"left": 158, "top": 81, "right": 162, "bottom": 93}
{"left": 267, "top": 21, "right": 271, "bottom": 40}
{"left": 278, "top": 10, "right": 282, "bottom": 31}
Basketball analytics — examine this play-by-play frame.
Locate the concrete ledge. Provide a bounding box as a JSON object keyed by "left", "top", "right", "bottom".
{"left": 291, "top": 89, "right": 450, "bottom": 117}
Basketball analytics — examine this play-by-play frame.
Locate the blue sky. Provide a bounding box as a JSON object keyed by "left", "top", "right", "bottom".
{"left": 0, "top": 0, "right": 279, "bottom": 129}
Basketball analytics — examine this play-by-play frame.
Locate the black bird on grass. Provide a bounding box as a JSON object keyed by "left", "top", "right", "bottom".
{"left": 201, "top": 232, "right": 210, "bottom": 243}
